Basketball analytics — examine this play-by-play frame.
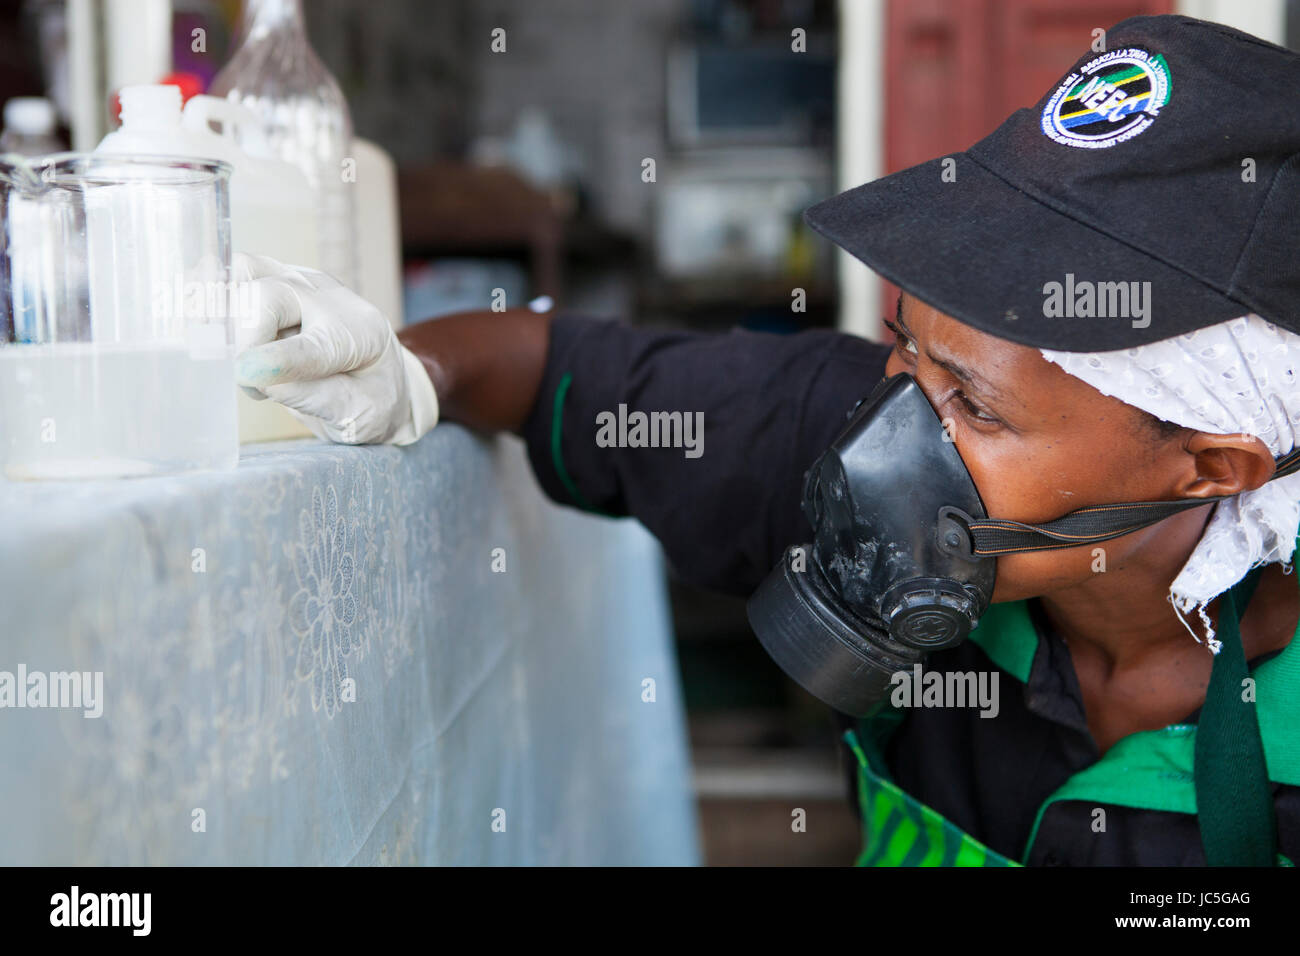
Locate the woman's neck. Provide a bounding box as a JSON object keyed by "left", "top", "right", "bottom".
{"left": 1036, "top": 507, "right": 1298, "bottom": 669}
{"left": 1037, "top": 506, "right": 1215, "bottom": 668}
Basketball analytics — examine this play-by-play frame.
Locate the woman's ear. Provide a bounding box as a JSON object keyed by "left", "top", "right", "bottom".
{"left": 1177, "top": 431, "right": 1277, "bottom": 498}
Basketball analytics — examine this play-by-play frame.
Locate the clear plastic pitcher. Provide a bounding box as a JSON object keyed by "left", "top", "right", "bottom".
{"left": 0, "top": 153, "right": 239, "bottom": 480}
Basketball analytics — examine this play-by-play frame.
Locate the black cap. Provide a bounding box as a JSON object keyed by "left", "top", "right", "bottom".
{"left": 805, "top": 15, "right": 1300, "bottom": 351}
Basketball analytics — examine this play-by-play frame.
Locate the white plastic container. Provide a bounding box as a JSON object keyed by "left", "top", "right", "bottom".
{"left": 351, "top": 137, "right": 404, "bottom": 329}
{"left": 0, "top": 97, "right": 63, "bottom": 156}
{"left": 97, "top": 85, "right": 318, "bottom": 268}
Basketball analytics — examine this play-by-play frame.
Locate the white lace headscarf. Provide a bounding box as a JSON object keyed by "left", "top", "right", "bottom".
{"left": 1040, "top": 314, "right": 1300, "bottom": 654}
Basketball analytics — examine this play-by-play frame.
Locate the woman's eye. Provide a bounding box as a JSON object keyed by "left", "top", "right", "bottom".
{"left": 955, "top": 391, "right": 999, "bottom": 425}
{"left": 882, "top": 318, "right": 1001, "bottom": 428}
{"left": 883, "top": 319, "right": 918, "bottom": 357}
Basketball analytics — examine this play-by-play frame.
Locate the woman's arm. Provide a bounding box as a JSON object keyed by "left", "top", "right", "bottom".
{"left": 400, "top": 309, "right": 893, "bottom": 595}
{"left": 396, "top": 308, "right": 553, "bottom": 433}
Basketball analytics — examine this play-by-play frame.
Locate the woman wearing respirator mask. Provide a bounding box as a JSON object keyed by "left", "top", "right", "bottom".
{"left": 234, "top": 15, "right": 1300, "bottom": 866}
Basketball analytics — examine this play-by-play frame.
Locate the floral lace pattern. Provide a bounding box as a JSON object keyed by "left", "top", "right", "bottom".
{"left": 289, "top": 485, "right": 360, "bottom": 717}
{"left": 0, "top": 430, "right": 698, "bottom": 865}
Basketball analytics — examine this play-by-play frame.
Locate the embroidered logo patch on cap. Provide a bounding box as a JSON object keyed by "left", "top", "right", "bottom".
{"left": 1041, "top": 48, "right": 1172, "bottom": 148}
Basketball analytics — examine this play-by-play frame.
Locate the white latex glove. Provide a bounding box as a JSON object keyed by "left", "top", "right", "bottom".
{"left": 231, "top": 253, "right": 439, "bottom": 445}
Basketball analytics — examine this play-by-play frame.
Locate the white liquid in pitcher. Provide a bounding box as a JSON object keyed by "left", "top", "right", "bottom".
{"left": 0, "top": 342, "right": 238, "bottom": 480}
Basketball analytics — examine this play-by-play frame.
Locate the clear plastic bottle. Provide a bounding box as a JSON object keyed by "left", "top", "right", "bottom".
{"left": 0, "top": 97, "right": 64, "bottom": 156}
{"left": 209, "top": 0, "right": 357, "bottom": 289}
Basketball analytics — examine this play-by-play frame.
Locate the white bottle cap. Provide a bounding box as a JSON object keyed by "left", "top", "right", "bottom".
{"left": 118, "top": 84, "right": 183, "bottom": 129}
{"left": 3, "top": 97, "right": 56, "bottom": 136}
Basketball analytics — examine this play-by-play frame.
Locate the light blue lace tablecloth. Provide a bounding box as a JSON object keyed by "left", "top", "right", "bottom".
{"left": 0, "top": 429, "right": 700, "bottom": 865}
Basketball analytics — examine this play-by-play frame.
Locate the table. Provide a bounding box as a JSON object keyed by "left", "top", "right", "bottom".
{"left": 0, "top": 428, "right": 701, "bottom": 865}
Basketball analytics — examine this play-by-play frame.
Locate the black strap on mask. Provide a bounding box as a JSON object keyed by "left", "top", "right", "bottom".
{"left": 965, "top": 447, "right": 1300, "bottom": 556}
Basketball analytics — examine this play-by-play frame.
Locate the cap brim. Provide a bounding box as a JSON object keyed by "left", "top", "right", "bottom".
{"left": 805, "top": 154, "right": 1252, "bottom": 351}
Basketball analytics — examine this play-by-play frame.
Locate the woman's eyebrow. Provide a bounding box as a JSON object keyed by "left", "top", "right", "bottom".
{"left": 895, "top": 308, "right": 1017, "bottom": 409}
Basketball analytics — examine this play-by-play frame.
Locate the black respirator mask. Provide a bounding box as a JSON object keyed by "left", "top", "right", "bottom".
{"left": 747, "top": 372, "right": 1300, "bottom": 718}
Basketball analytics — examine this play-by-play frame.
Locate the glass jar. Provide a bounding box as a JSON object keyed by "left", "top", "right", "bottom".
{"left": 0, "top": 153, "right": 238, "bottom": 479}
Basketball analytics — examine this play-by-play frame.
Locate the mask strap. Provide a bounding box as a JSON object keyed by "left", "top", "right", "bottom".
{"left": 966, "top": 447, "right": 1300, "bottom": 556}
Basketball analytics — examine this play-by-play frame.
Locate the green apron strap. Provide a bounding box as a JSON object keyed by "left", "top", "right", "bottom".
{"left": 1194, "top": 566, "right": 1277, "bottom": 866}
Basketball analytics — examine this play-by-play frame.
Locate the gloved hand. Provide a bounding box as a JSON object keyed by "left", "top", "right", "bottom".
{"left": 231, "top": 253, "right": 439, "bottom": 445}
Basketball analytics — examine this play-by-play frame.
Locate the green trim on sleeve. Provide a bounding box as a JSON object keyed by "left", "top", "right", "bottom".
{"left": 550, "top": 372, "right": 614, "bottom": 517}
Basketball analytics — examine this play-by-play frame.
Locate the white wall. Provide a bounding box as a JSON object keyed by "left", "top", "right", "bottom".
{"left": 1177, "top": 0, "right": 1286, "bottom": 44}
{"left": 833, "top": 0, "right": 885, "bottom": 338}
